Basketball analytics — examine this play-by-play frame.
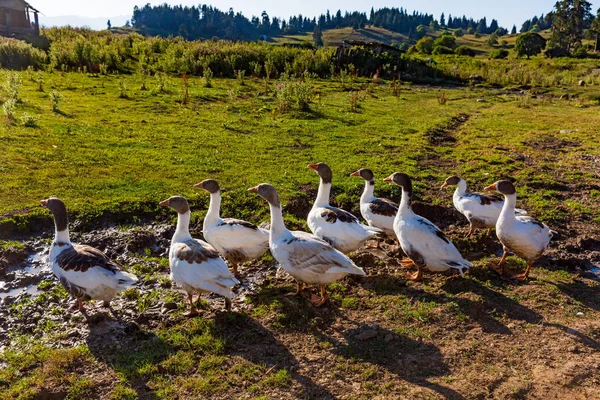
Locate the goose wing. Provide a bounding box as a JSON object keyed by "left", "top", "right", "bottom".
{"left": 284, "top": 231, "right": 365, "bottom": 276}
{"left": 368, "top": 198, "right": 398, "bottom": 217}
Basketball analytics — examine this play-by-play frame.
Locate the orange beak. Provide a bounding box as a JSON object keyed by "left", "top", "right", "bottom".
{"left": 307, "top": 163, "right": 318, "bottom": 171}
{"left": 484, "top": 184, "right": 497, "bottom": 191}
{"left": 350, "top": 171, "right": 360, "bottom": 177}
{"left": 40, "top": 199, "right": 47, "bottom": 207}
{"left": 159, "top": 199, "right": 169, "bottom": 206}
{"left": 248, "top": 186, "right": 258, "bottom": 193}
{"left": 440, "top": 182, "right": 448, "bottom": 189}
{"left": 383, "top": 176, "right": 393, "bottom": 182}
{"left": 193, "top": 182, "right": 203, "bottom": 188}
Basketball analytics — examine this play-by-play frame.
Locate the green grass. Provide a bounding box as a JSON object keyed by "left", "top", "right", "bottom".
{"left": 2, "top": 70, "right": 599, "bottom": 232}
{"left": 1, "top": 68, "right": 600, "bottom": 399}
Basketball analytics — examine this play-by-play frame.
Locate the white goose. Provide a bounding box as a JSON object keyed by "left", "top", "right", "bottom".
{"left": 42, "top": 197, "right": 138, "bottom": 312}
{"left": 160, "top": 196, "right": 238, "bottom": 315}
{"left": 194, "top": 179, "right": 269, "bottom": 276}
{"left": 441, "top": 176, "right": 527, "bottom": 237}
{"left": 384, "top": 173, "right": 471, "bottom": 280}
{"left": 484, "top": 180, "right": 553, "bottom": 281}
{"left": 307, "top": 163, "right": 382, "bottom": 253}
{"left": 351, "top": 168, "right": 398, "bottom": 246}
{"left": 249, "top": 184, "right": 365, "bottom": 307}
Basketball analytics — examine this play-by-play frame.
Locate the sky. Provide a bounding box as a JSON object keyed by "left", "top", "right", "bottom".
{"left": 34, "top": 0, "right": 600, "bottom": 29}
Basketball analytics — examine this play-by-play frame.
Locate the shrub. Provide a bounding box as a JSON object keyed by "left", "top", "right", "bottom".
{"left": 237, "top": 70, "right": 246, "bottom": 86}
{"left": 415, "top": 37, "right": 434, "bottom": 54}
{"left": 455, "top": 46, "right": 476, "bottom": 57}
{"left": 118, "top": 79, "right": 129, "bottom": 98}
{"left": 572, "top": 46, "right": 590, "bottom": 59}
{"left": 490, "top": 49, "right": 509, "bottom": 59}
{"left": 20, "top": 112, "right": 39, "bottom": 127}
{"left": 203, "top": 66, "right": 213, "bottom": 88}
{"left": 349, "top": 90, "right": 365, "bottom": 112}
{"left": 50, "top": 90, "right": 62, "bottom": 112}
{"left": 2, "top": 99, "right": 16, "bottom": 121}
{"left": 432, "top": 46, "right": 454, "bottom": 55}
{"left": 0, "top": 37, "right": 46, "bottom": 69}
{"left": 487, "top": 35, "right": 499, "bottom": 47}
{"left": 467, "top": 27, "right": 475, "bottom": 34}
{"left": 434, "top": 35, "right": 457, "bottom": 49}
{"left": 275, "top": 79, "right": 313, "bottom": 113}
{"left": 454, "top": 28, "right": 464, "bottom": 37}
{"left": 4, "top": 72, "right": 23, "bottom": 101}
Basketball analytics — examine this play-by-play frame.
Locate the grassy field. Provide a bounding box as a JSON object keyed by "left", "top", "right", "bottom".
{"left": 1, "top": 70, "right": 600, "bottom": 399}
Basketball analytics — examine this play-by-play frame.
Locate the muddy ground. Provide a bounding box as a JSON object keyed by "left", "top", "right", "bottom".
{"left": 1, "top": 194, "right": 600, "bottom": 399}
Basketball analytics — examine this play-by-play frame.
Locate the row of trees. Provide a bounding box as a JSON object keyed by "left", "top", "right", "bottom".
{"left": 130, "top": 4, "right": 508, "bottom": 41}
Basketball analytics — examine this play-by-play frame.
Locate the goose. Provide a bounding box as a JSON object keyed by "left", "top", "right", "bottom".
{"left": 194, "top": 179, "right": 269, "bottom": 276}
{"left": 484, "top": 180, "right": 553, "bottom": 281}
{"left": 160, "top": 196, "right": 238, "bottom": 315}
{"left": 41, "top": 197, "right": 138, "bottom": 312}
{"left": 307, "top": 163, "right": 382, "bottom": 253}
{"left": 384, "top": 173, "right": 471, "bottom": 280}
{"left": 351, "top": 168, "right": 398, "bottom": 247}
{"left": 441, "top": 176, "right": 527, "bottom": 237}
{"left": 248, "top": 184, "right": 365, "bottom": 307}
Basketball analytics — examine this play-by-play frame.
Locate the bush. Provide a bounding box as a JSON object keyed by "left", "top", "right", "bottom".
{"left": 572, "top": 46, "right": 590, "bottom": 59}
{"left": 434, "top": 35, "right": 457, "bottom": 49}
{"left": 515, "top": 32, "right": 546, "bottom": 59}
{"left": 454, "top": 28, "right": 464, "bottom": 37}
{"left": 20, "top": 113, "right": 39, "bottom": 127}
{"left": 0, "top": 37, "right": 46, "bottom": 69}
{"left": 455, "top": 46, "right": 476, "bottom": 57}
{"left": 2, "top": 99, "right": 16, "bottom": 121}
{"left": 415, "top": 37, "right": 434, "bottom": 54}
{"left": 467, "top": 27, "right": 475, "bottom": 34}
{"left": 432, "top": 46, "right": 454, "bottom": 55}
{"left": 490, "top": 49, "right": 509, "bottom": 59}
{"left": 50, "top": 91, "right": 62, "bottom": 112}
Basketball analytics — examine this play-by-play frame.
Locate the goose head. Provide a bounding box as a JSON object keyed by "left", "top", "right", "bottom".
{"left": 248, "top": 184, "right": 281, "bottom": 208}
{"left": 307, "top": 162, "right": 333, "bottom": 184}
{"left": 159, "top": 196, "right": 190, "bottom": 214}
{"left": 194, "top": 179, "right": 220, "bottom": 194}
{"left": 440, "top": 175, "right": 462, "bottom": 190}
{"left": 350, "top": 168, "right": 375, "bottom": 183}
{"left": 484, "top": 180, "right": 516, "bottom": 195}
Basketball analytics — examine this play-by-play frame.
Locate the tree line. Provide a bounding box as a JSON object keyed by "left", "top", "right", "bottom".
{"left": 130, "top": 4, "right": 507, "bottom": 41}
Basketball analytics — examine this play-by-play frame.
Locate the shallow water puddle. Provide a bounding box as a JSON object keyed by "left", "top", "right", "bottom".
{"left": 588, "top": 264, "right": 600, "bottom": 281}
{"left": 0, "top": 250, "right": 51, "bottom": 303}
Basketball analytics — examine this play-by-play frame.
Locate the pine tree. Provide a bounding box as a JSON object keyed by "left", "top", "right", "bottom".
{"left": 313, "top": 26, "right": 324, "bottom": 47}
{"left": 440, "top": 12, "right": 446, "bottom": 26}
{"left": 511, "top": 25, "right": 517, "bottom": 34}
{"left": 107, "top": 20, "right": 112, "bottom": 30}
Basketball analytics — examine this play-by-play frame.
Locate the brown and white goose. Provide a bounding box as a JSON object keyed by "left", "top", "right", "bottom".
{"left": 42, "top": 197, "right": 138, "bottom": 312}
{"left": 441, "top": 176, "right": 527, "bottom": 237}
{"left": 194, "top": 179, "right": 269, "bottom": 276}
{"left": 384, "top": 173, "right": 471, "bottom": 280}
{"left": 307, "top": 163, "right": 382, "bottom": 253}
{"left": 249, "top": 184, "right": 365, "bottom": 307}
{"left": 160, "top": 196, "right": 239, "bottom": 315}
{"left": 484, "top": 180, "right": 553, "bottom": 281}
{"left": 351, "top": 168, "right": 398, "bottom": 247}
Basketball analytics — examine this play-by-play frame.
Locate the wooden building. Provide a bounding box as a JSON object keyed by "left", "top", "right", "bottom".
{"left": 0, "top": 0, "right": 40, "bottom": 37}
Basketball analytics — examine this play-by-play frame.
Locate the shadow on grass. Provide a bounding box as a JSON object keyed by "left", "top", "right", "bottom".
{"left": 216, "top": 312, "right": 337, "bottom": 399}
{"left": 555, "top": 278, "right": 600, "bottom": 312}
{"left": 333, "top": 325, "right": 466, "bottom": 400}
{"left": 85, "top": 314, "right": 171, "bottom": 400}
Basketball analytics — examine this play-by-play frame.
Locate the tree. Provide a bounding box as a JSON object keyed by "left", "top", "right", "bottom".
{"left": 548, "top": 0, "right": 593, "bottom": 54}
{"left": 511, "top": 25, "right": 517, "bottom": 34}
{"left": 592, "top": 8, "right": 600, "bottom": 51}
{"left": 440, "top": 13, "right": 446, "bottom": 26}
{"left": 515, "top": 32, "right": 547, "bottom": 58}
{"left": 429, "top": 20, "right": 440, "bottom": 30}
{"left": 454, "top": 28, "right": 464, "bottom": 37}
{"left": 313, "top": 26, "right": 324, "bottom": 47}
{"left": 107, "top": 20, "right": 111, "bottom": 30}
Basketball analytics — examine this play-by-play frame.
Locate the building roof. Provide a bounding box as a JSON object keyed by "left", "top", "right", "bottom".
{"left": 0, "top": 0, "right": 40, "bottom": 13}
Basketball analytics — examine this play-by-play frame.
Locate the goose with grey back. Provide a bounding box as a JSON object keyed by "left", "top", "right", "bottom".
{"left": 351, "top": 168, "right": 398, "bottom": 248}
{"left": 441, "top": 175, "right": 527, "bottom": 237}
{"left": 484, "top": 180, "right": 553, "bottom": 281}
{"left": 41, "top": 197, "right": 138, "bottom": 312}
{"left": 384, "top": 173, "right": 471, "bottom": 281}
{"left": 249, "top": 184, "right": 365, "bottom": 307}
{"left": 160, "top": 196, "right": 239, "bottom": 315}
{"left": 194, "top": 179, "right": 269, "bottom": 276}
{"left": 307, "top": 163, "right": 382, "bottom": 254}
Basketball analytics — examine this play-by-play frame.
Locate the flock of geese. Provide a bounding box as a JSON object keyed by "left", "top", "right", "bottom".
{"left": 40, "top": 163, "right": 553, "bottom": 316}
